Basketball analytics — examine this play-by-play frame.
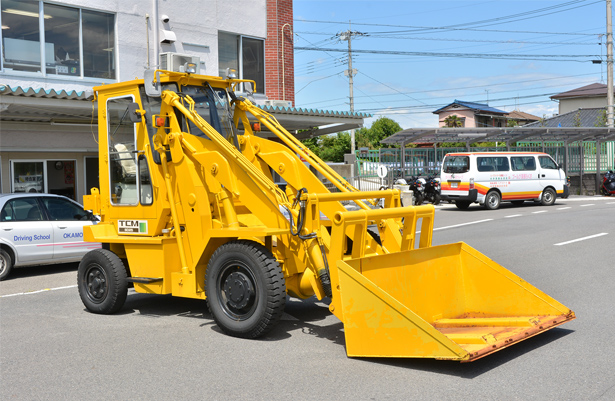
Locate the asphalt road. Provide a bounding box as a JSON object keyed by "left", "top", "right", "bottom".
{"left": 1, "top": 196, "right": 614, "bottom": 400}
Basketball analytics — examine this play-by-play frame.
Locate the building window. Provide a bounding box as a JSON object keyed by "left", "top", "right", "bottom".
{"left": 218, "top": 32, "right": 264, "bottom": 93}
{"left": 11, "top": 160, "right": 46, "bottom": 193}
{"left": 0, "top": 0, "right": 115, "bottom": 80}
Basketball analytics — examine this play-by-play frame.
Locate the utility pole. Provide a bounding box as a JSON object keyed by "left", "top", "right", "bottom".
{"left": 338, "top": 25, "right": 365, "bottom": 154}
{"left": 607, "top": 0, "right": 614, "bottom": 127}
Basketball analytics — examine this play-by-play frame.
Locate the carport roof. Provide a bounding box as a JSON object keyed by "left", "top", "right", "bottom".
{"left": 381, "top": 126, "right": 615, "bottom": 146}
{"left": 0, "top": 84, "right": 369, "bottom": 137}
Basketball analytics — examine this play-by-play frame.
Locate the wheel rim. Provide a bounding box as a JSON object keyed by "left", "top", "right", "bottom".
{"left": 0, "top": 255, "right": 6, "bottom": 275}
{"left": 488, "top": 194, "right": 498, "bottom": 208}
{"left": 84, "top": 263, "right": 108, "bottom": 304}
{"left": 544, "top": 191, "right": 554, "bottom": 203}
{"left": 216, "top": 261, "right": 258, "bottom": 321}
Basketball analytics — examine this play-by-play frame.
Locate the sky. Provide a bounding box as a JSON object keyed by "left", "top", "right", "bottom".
{"left": 292, "top": 0, "right": 608, "bottom": 129}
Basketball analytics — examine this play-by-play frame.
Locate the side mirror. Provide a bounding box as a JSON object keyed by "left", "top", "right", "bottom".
{"left": 144, "top": 69, "right": 161, "bottom": 97}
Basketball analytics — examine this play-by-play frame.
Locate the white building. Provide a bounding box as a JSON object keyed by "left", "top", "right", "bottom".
{"left": 0, "top": 0, "right": 367, "bottom": 200}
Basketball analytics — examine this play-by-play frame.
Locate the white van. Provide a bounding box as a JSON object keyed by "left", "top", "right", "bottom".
{"left": 440, "top": 152, "right": 569, "bottom": 210}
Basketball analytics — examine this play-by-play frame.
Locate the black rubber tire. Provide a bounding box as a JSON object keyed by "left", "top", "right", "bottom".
{"left": 455, "top": 201, "right": 471, "bottom": 210}
{"left": 432, "top": 193, "right": 441, "bottom": 205}
{"left": 414, "top": 193, "right": 424, "bottom": 205}
{"left": 0, "top": 248, "right": 14, "bottom": 281}
{"left": 511, "top": 200, "right": 525, "bottom": 206}
{"left": 78, "top": 249, "right": 128, "bottom": 314}
{"left": 484, "top": 190, "right": 501, "bottom": 210}
{"left": 541, "top": 188, "right": 556, "bottom": 206}
{"left": 205, "top": 240, "right": 286, "bottom": 339}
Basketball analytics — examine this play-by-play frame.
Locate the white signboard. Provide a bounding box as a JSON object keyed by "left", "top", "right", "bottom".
{"left": 377, "top": 165, "right": 388, "bottom": 179}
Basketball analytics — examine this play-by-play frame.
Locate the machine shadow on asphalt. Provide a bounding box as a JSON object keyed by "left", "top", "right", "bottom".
{"left": 76, "top": 291, "right": 345, "bottom": 361}
{"left": 356, "top": 328, "right": 574, "bottom": 378}
{"left": 112, "top": 291, "right": 344, "bottom": 344}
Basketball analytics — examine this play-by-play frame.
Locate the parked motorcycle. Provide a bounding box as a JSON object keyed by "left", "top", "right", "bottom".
{"left": 424, "top": 176, "right": 441, "bottom": 205}
{"left": 408, "top": 176, "right": 425, "bottom": 205}
{"left": 601, "top": 170, "right": 615, "bottom": 196}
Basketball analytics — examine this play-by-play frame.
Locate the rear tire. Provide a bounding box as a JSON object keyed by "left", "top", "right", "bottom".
{"left": 0, "top": 249, "right": 14, "bottom": 281}
{"left": 484, "top": 191, "right": 501, "bottom": 210}
{"left": 541, "top": 188, "right": 556, "bottom": 206}
{"left": 78, "top": 249, "right": 128, "bottom": 314}
{"left": 455, "top": 201, "right": 471, "bottom": 210}
{"left": 432, "top": 193, "right": 441, "bottom": 205}
{"left": 205, "top": 240, "right": 286, "bottom": 339}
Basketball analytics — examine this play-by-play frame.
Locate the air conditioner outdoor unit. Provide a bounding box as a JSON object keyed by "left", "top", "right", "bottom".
{"left": 264, "top": 99, "right": 292, "bottom": 108}
{"left": 159, "top": 52, "right": 200, "bottom": 73}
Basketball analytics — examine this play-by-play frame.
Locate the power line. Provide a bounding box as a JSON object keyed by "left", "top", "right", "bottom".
{"left": 294, "top": 21, "right": 602, "bottom": 37}
{"left": 295, "top": 46, "right": 599, "bottom": 62}
{"left": 297, "top": 73, "right": 598, "bottom": 106}
{"left": 296, "top": 32, "right": 598, "bottom": 46}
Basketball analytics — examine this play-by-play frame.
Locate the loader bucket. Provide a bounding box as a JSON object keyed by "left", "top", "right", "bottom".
{"left": 336, "top": 242, "right": 575, "bottom": 361}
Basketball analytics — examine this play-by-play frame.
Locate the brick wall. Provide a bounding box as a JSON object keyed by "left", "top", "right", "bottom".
{"left": 265, "top": 0, "right": 294, "bottom": 105}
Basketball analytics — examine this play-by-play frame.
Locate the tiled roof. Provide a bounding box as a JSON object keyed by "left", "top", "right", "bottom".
{"left": 433, "top": 99, "right": 508, "bottom": 115}
{"left": 550, "top": 83, "right": 613, "bottom": 100}
{"left": 524, "top": 108, "right": 606, "bottom": 128}
{"left": 507, "top": 110, "right": 540, "bottom": 121}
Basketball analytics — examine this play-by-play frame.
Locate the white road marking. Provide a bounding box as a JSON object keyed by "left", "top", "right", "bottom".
{"left": 607, "top": 202, "right": 615, "bottom": 205}
{"left": 557, "top": 207, "right": 571, "bottom": 210}
{"left": 532, "top": 210, "right": 547, "bottom": 214}
{"left": 505, "top": 214, "right": 522, "bottom": 218}
{"left": 554, "top": 233, "right": 608, "bottom": 246}
{"left": 433, "top": 219, "right": 493, "bottom": 231}
{"left": 0, "top": 285, "right": 77, "bottom": 298}
{"left": 580, "top": 204, "right": 594, "bottom": 207}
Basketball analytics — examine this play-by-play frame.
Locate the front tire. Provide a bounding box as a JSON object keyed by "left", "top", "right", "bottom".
{"left": 78, "top": 249, "right": 128, "bottom": 314}
{"left": 0, "top": 249, "right": 14, "bottom": 281}
{"left": 205, "top": 240, "right": 286, "bottom": 339}
{"left": 484, "top": 190, "right": 501, "bottom": 210}
{"left": 541, "top": 188, "right": 556, "bottom": 206}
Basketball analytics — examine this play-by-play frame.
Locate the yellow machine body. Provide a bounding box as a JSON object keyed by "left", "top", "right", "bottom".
{"left": 82, "top": 71, "right": 574, "bottom": 361}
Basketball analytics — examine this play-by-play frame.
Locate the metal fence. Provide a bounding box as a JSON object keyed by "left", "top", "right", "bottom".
{"left": 356, "top": 142, "right": 615, "bottom": 185}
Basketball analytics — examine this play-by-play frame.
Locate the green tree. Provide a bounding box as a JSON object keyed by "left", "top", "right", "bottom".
{"left": 301, "top": 136, "right": 320, "bottom": 157}
{"left": 507, "top": 119, "right": 519, "bottom": 127}
{"left": 301, "top": 132, "right": 351, "bottom": 162}
{"left": 443, "top": 114, "right": 463, "bottom": 127}
{"left": 594, "top": 109, "right": 607, "bottom": 127}
{"left": 573, "top": 111, "right": 581, "bottom": 127}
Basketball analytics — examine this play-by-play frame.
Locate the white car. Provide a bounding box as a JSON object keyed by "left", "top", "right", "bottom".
{"left": 0, "top": 193, "right": 101, "bottom": 280}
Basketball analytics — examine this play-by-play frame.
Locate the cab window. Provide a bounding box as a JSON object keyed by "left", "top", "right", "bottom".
{"left": 1, "top": 198, "right": 44, "bottom": 221}
{"left": 477, "top": 157, "right": 510, "bottom": 172}
{"left": 511, "top": 156, "right": 536, "bottom": 171}
{"left": 539, "top": 156, "right": 558, "bottom": 169}
{"left": 443, "top": 156, "right": 470, "bottom": 174}
{"left": 107, "top": 96, "right": 138, "bottom": 205}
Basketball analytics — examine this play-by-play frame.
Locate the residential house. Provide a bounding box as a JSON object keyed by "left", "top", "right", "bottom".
{"left": 433, "top": 100, "right": 508, "bottom": 128}
{"left": 550, "top": 83, "right": 615, "bottom": 115}
{"left": 506, "top": 110, "right": 540, "bottom": 126}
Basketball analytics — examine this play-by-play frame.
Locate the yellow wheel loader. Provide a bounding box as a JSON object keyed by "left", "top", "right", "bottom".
{"left": 78, "top": 67, "right": 574, "bottom": 361}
